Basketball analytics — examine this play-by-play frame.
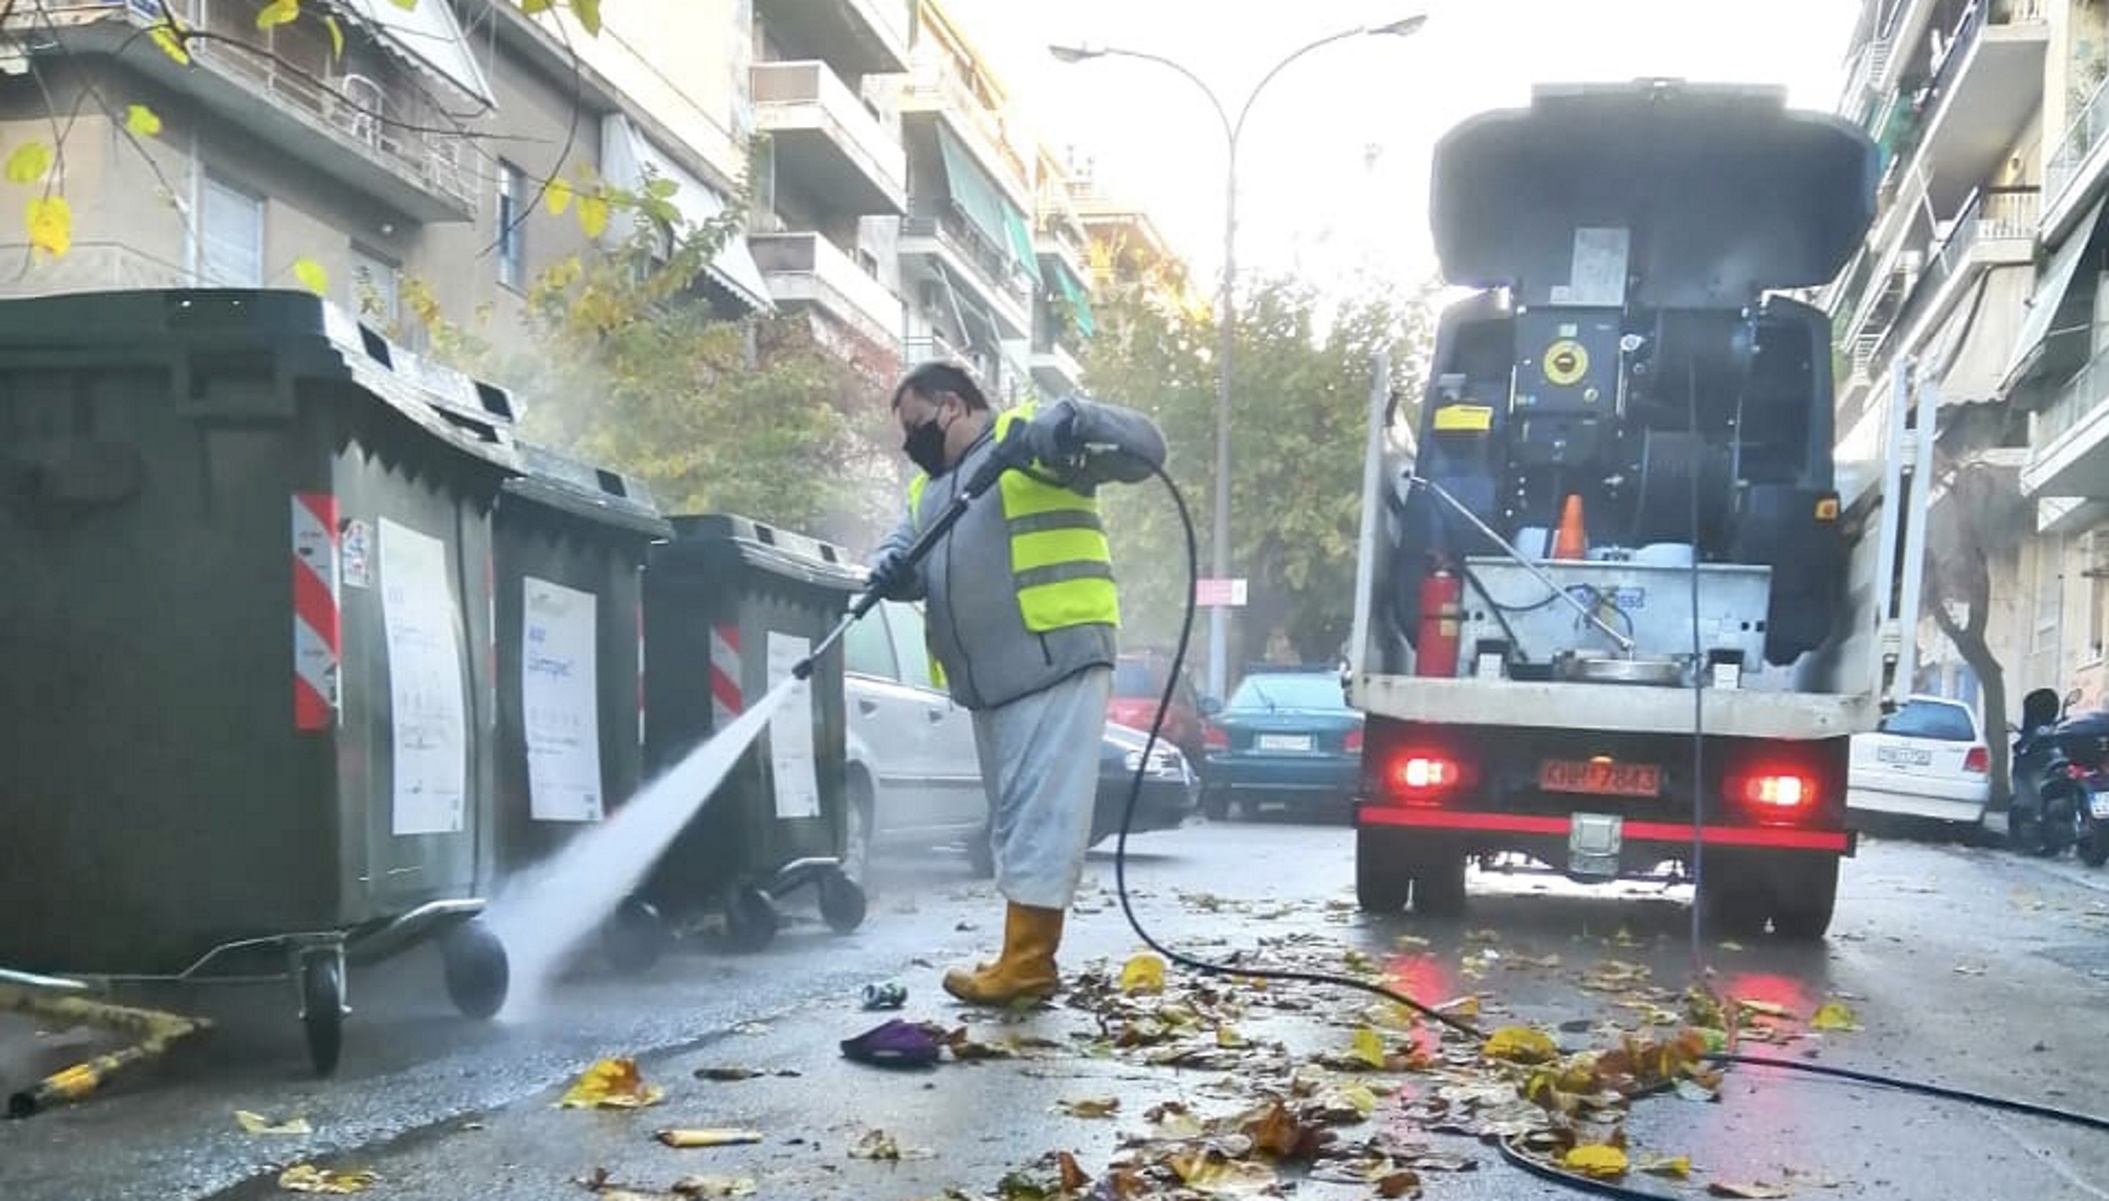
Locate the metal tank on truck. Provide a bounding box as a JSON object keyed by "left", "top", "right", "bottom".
{"left": 1346, "top": 79, "right": 1927, "bottom": 939}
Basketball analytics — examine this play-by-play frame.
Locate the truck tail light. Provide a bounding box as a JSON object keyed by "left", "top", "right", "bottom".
{"left": 1963, "top": 746, "right": 1989, "bottom": 774}
{"left": 1204, "top": 724, "right": 1229, "bottom": 752}
{"left": 1733, "top": 768, "right": 1817, "bottom": 825}
{"left": 1385, "top": 752, "right": 1468, "bottom": 804}
{"left": 1344, "top": 727, "right": 1364, "bottom": 754}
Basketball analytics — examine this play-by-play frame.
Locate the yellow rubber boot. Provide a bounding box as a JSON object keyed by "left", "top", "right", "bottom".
{"left": 942, "top": 903, "right": 1064, "bottom": 1005}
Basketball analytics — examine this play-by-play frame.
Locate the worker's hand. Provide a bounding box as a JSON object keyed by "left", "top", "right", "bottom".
{"left": 1018, "top": 398, "right": 1083, "bottom": 467}
{"left": 865, "top": 553, "right": 912, "bottom": 601}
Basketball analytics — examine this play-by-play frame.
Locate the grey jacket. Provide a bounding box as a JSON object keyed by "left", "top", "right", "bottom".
{"left": 873, "top": 397, "right": 1167, "bottom": 711}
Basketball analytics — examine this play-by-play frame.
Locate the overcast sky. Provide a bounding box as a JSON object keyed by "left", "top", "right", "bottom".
{"left": 941, "top": 0, "right": 1861, "bottom": 295}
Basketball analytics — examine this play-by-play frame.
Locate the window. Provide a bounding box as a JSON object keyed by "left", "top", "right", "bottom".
{"left": 885, "top": 603, "right": 936, "bottom": 691}
{"left": 1228, "top": 672, "right": 1347, "bottom": 712}
{"left": 199, "top": 175, "right": 263, "bottom": 287}
{"left": 1878, "top": 699, "right": 1977, "bottom": 742}
{"left": 350, "top": 247, "right": 399, "bottom": 326}
{"left": 496, "top": 160, "right": 525, "bottom": 289}
{"left": 844, "top": 606, "right": 897, "bottom": 681}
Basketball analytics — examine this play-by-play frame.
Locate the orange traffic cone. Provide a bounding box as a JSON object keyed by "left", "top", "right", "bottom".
{"left": 1550, "top": 494, "right": 1587, "bottom": 560}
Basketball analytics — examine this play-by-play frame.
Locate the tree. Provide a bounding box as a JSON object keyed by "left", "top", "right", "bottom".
{"left": 1084, "top": 272, "right": 1437, "bottom": 672}
{"left": 1924, "top": 408, "right": 2032, "bottom": 805}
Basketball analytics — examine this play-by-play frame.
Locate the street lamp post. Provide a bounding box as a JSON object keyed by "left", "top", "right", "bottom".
{"left": 1051, "top": 17, "right": 1426, "bottom": 701}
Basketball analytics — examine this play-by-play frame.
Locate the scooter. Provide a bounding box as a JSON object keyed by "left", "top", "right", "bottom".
{"left": 2054, "top": 704, "right": 2109, "bottom": 867}
{"left": 2011, "top": 687, "right": 2086, "bottom": 858}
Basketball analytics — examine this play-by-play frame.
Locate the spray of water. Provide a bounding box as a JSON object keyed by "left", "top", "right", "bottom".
{"left": 485, "top": 677, "right": 802, "bottom": 1018}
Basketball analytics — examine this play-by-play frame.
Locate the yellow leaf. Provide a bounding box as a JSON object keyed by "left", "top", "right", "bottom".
{"left": 545, "top": 175, "right": 574, "bottom": 216}
{"left": 387, "top": 0, "right": 416, "bottom": 8}
{"left": 323, "top": 15, "right": 344, "bottom": 59}
{"left": 1057, "top": 1096, "right": 1120, "bottom": 1118}
{"left": 657, "top": 1128, "right": 764, "bottom": 1148}
{"left": 1118, "top": 952, "right": 1165, "bottom": 994}
{"left": 575, "top": 190, "right": 611, "bottom": 239}
{"left": 1811, "top": 1000, "right": 1860, "bottom": 1032}
{"left": 123, "top": 104, "right": 164, "bottom": 137}
{"left": 236, "top": 1109, "right": 313, "bottom": 1135}
{"left": 5, "top": 141, "right": 51, "bottom": 185}
{"left": 667, "top": 1179, "right": 755, "bottom": 1199}
{"left": 557, "top": 1057, "right": 664, "bottom": 1109}
{"left": 1738, "top": 998, "right": 1794, "bottom": 1020}
{"left": 1337, "top": 1083, "right": 1379, "bottom": 1118}
{"left": 292, "top": 257, "right": 329, "bottom": 295}
{"left": 1348, "top": 1026, "right": 1387, "bottom": 1069}
{"left": 1640, "top": 1154, "right": 1693, "bottom": 1179}
{"left": 256, "top": 0, "right": 300, "bottom": 31}
{"left": 148, "top": 21, "right": 191, "bottom": 65}
{"left": 1563, "top": 1144, "right": 1628, "bottom": 1180}
{"left": 1435, "top": 994, "right": 1480, "bottom": 1018}
{"left": 520, "top": 0, "right": 557, "bottom": 11}
{"left": 1215, "top": 1025, "right": 1249, "bottom": 1048}
{"left": 277, "top": 1165, "right": 377, "bottom": 1194}
{"left": 1481, "top": 1025, "right": 1558, "bottom": 1065}
{"left": 568, "top": 0, "right": 603, "bottom": 35}
{"left": 26, "top": 195, "right": 70, "bottom": 258}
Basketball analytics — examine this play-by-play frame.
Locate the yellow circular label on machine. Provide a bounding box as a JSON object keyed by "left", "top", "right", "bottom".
{"left": 1543, "top": 339, "right": 1589, "bottom": 386}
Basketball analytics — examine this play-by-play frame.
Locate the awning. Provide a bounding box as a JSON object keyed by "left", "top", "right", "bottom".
{"left": 338, "top": 0, "right": 495, "bottom": 107}
{"left": 2001, "top": 193, "right": 2107, "bottom": 395}
{"left": 1054, "top": 261, "right": 1095, "bottom": 339}
{"left": 934, "top": 124, "right": 1011, "bottom": 255}
{"left": 601, "top": 116, "right": 772, "bottom": 314}
{"left": 1004, "top": 207, "right": 1041, "bottom": 286}
{"left": 1931, "top": 266, "right": 2032, "bottom": 408}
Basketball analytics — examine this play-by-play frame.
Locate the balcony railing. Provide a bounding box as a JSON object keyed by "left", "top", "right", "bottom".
{"left": 747, "top": 229, "right": 902, "bottom": 339}
{"left": 2035, "top": 342, "right": 2109, "bottom": 448}
{"left": 900, "top": 56, "right": 1032, "bottom": 199}
{"left": 900, "top": 200, "right": 1030, "bottom": 308}
{"left": 750, "top": 60, "right": 905, "bottom": 201}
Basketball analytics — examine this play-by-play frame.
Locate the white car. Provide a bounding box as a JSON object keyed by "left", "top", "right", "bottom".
{"left": 1846, "top": 694, "right": 1992, "bottom": 827}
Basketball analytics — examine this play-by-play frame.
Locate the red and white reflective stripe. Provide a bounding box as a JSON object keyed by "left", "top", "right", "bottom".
{"left": 710, "top": 624, "right": 742, "bottom": 728}
{"left": 1358, "top": 806, "right": 1853, "bottom": 853}
{"left": 291, "top": 493, "right": 341, "bottom": 731}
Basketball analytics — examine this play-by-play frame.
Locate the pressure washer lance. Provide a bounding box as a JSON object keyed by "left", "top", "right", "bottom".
{"left": 792, "top": 435, "right": 1041, "bottom": 682}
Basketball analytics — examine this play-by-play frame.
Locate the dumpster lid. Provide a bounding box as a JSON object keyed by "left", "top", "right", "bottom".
{"left": 664, "top": 513, "right": 863, "bottom": 593}
{"left": 502, "top": 443, "right": 674, "bottom": 540}
{"left": 1429, "top": 80, "right": 1879, "bottom": 309}
{"left": 0, "top": 289, "right": 525, "bottom": 475}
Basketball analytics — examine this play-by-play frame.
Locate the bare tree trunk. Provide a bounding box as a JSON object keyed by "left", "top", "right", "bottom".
{"left": 1931, "top": 598, "right": 2011, "bottom": 807}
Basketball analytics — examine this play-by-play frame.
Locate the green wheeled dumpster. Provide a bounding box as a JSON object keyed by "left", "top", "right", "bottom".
{"left": 491, "top": 443, "right": 673, "bottom": 972}
{"left": 641, "top": 514, "right": 866, "bottom": 951}
{"left": 0, "top": 289, "right": 518, "bottom": 1076}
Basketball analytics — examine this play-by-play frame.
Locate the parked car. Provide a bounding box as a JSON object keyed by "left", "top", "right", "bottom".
{"left": 843, "top": 600, "right": 1194, "bottom": 879}
{"left": 1199, "top": 666, "right": 1364, "bottom": 821}
{"left": 1110, "top": 650, "right": 1208, "bottom": 765}
{"left": 1845, "top": 694, "right": 1991, "bottom": 829}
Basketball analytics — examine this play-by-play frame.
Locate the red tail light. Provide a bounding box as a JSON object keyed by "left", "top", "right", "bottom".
{"left": 1203, "top": 724, "right": 1229, "bottom": 752}
{"left": 1733, "top": 769, "right": 1817, "bottom": 825}
{"left": 1385, "top": 753, "right": 1467, "bottom": 804}
{"left": 1344, "top": 727, "right": 1364, "bottom": 754}
{"left": 1963, "top": 746, "right": 1989, "bottom": 774}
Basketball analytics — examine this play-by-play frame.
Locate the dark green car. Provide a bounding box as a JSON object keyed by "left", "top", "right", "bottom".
{"left": 1199, "top": 668, "right": 1364, "bottom": 821}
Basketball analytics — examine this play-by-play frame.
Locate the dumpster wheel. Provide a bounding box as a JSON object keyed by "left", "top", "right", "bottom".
{"left": 297, "top": 948, "right": 345, "bottom": 1077}
{"left": 600, "top": 896, "right": 669, "bottom": 975}
{"left": 818, "top": 870, "right": 867, "bottom": 935}
{"left": 724, "top": 884, "right": 779, "bottom": 953}
{"left": 440, "top": 918, "right": 510, "bottom": 1020}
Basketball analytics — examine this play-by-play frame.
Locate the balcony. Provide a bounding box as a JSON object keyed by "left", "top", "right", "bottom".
{"left": 898, "top": 200, "right": 1031, "bottom": 339}
{"left": 2024, "top": 344, "right": 2109, "bottom": 497}
{"left": 1028, "top": 340, "right": 1085, "bottom": 397}
{"left": 747, "top": 230, "right": 903, "bottom": 352}
{"left": 752, "top": 62, "right": 905, "bottom": 217}
{"left": 1875, "top": 3, "right": 2047, "bottom": 216}
{"left": 897, "top": 58, "right": 1033, "bottom": 212}
{"left": 753, "top": 0, "right": 909, "bottom": 76}
{"left": 20, "top": 1, "right": 479, "bottom": 221}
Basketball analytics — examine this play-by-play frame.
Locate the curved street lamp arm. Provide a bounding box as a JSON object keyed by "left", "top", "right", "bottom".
{"left": 1232, "top": 26, "right": 1369, "bottom": 144}
{"left": 1081, "top": 46, "right": 1235, "bottom": 148}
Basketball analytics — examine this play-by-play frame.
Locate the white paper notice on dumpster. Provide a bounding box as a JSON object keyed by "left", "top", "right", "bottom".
{"left": 380, "top": 518, "right": 468, "bottom": 836}
{"left": 523, "top": 577, "right": 603, "bottom": 823}
{"left": 765, "top": 631, "right": 822, "bottom": 820}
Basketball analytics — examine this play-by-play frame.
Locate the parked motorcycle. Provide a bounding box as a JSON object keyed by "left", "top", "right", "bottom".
{"left": 2055, "top": 706, "right": 2109, "bottom": 867}
{"left": 2010, "top": 687, "right": 2085, "bottom": 858}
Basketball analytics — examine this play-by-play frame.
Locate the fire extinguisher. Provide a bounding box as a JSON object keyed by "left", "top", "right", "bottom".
{"left": 1416, "top": 565, "right": 1462, "bottom": 678}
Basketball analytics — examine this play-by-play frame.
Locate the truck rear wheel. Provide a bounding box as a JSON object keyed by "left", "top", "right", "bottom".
{"left": 1697, "top": 865, "right": 1770, "bottom": 939}
{"left": 1410, "top": 854, "right": 1468, "bottom": 917}
{"left": 1355, "top": 829, "right": 1412, "bottom": 914}
{"left": 1769, "top": 856, "right": 1839, "bottom": 940}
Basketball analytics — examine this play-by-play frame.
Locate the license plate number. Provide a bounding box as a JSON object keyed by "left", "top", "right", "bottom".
{"left": 2091, "top": 796, "right": 2109, "bottom": 821}
{"left": 1877, "top": 746, "right": 1933, "bottom": 767}
{"left": 1540, "top": 759, "right": 1661, "bottom": 797}
{"left": 1257, "top": 733, "right": 1313, "bottom": 752}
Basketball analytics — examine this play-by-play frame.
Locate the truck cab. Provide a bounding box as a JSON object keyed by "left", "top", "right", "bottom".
{"left": 1349, "top": 81, "right": 1900, "bottom": 939}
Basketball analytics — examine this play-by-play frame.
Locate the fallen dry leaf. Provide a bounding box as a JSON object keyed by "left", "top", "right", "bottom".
{"left": 1481, "top": 1026, "right": 1559, "bottom": 1064}
{"left": 848, "top": 1129, "right": 900, "bottom": 1160}
{"left": 1349, "top": 1026, "right": 1389, "bottom": 1069}
{"left": 1709, "top": 1182, "right": 1793, "bottom": 1199}
{"left": 1378, "top": 1168, "right": 1422, "bottom": 1197}
{"left": 1811, "top": 1001, "right": 1860, "bottom": 1032}
{"left": 1953, "top": 964, "right": 1988, "bottom": 977}
{"left": 561, "top": 1058, "right": 665, "bottom": 1110}
{"left": 237, "top": 1110, "right": 313, "bottom": 1136}
{"left": 1120, "top": 953, "right": 1167, "bottom": 994}
{"left": 1738, "top": 999, "right": 1795, "bottom": 1020}
{"left": 670, "top": 1178, "right": 756, "bottom": 1199}
{"left": 1435, "top": 995, "right": 1481, "bottom": 1019}
{"left": 1058, "top": 1096, "right": 1121, "bottom": 1118}
{"left": 1639, "top": 1154, "right": 1692, "bottom": 1179}
{"left": 277, "top": 1165, "right": 377, "bottom": 1195}
{"left": 657, "top": 1129, "right": 764, "bottom": 1149}
{"left": 1563, "top": 1144, "right": 1628, "bottom": 1180}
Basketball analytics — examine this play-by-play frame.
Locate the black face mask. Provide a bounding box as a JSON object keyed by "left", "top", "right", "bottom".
{"left": 903, "top": 414, "right": 950, "bottom": 477}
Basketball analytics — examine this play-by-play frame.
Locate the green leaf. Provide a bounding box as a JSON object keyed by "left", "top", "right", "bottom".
{"left": 25, "top": 194, "right": 70, "bottom": 258}
{"left": 519, "top": 0, "right": 557, "bottom": 12}
{"left": 645, "top": 177, "right": 680, "bottom": 201}
{"left": 256, "top": 0, "right": 300, "bottom": 31}
{"left": 568, "top": 0, "right": 602, "bottom": 35}
{"left": 323, "top": 15, "right": 344, "bottom": 59}
{"left": 5, "top": 141, "right": 52, "bottom": 185}
{"left": 148, "top": 21, "right": 191, "bottom": 65}
{"left": 124, "top": 104, "right": 163, "bottom": 138}
{"left": 388, "top": 0, "right": 418, "bottom": 9}
{"left": 292, "top": 257, "right": 329, "bottom": 295}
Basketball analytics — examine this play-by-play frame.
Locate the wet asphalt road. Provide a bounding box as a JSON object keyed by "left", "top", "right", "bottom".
{"left": 7, "top": 819, "right": 2109, "bottom": 1201}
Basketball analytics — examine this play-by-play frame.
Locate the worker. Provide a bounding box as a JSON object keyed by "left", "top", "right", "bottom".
{"left": 867, "top": 360, "right": 1167, "bottom": 1006}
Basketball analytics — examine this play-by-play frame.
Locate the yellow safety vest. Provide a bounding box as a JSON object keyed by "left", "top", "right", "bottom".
{"left": 906, "top": 405, "right": 1121, "bottom": 642}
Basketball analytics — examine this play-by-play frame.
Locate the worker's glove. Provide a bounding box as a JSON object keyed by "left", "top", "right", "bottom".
{"left": 865, "top": 553, "right": 913, "bottom": 601}
{"left": 1016, "top": 398, "right": 1084, "bottom": 468}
